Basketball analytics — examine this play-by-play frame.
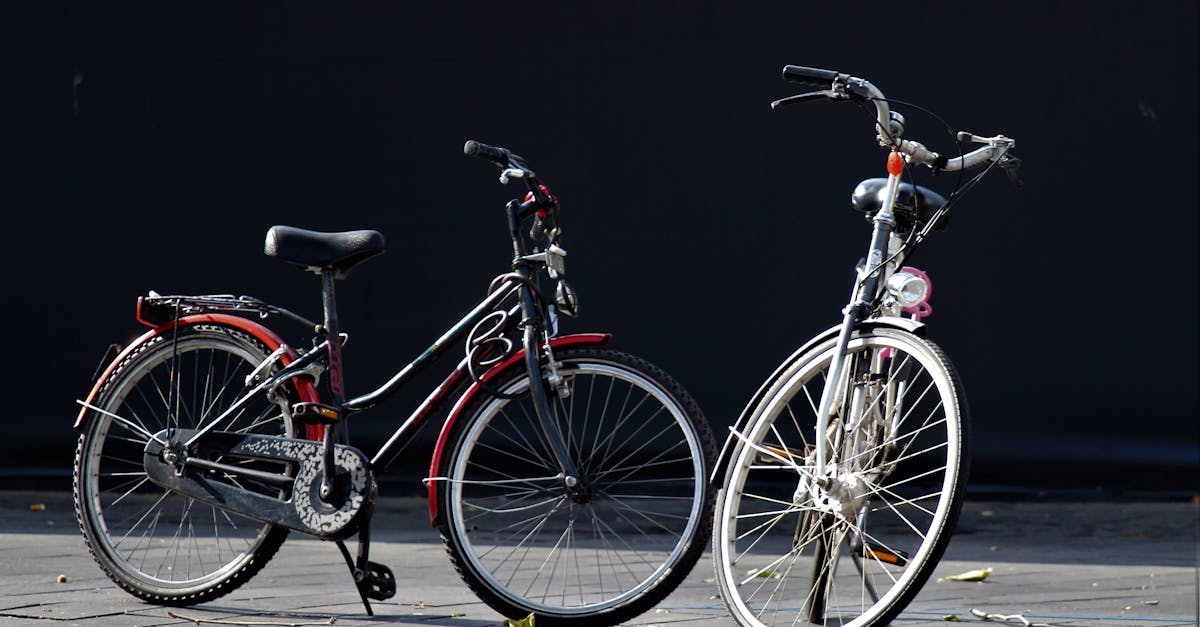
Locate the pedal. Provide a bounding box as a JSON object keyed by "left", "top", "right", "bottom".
{"left": 357, "top": 561, "right": 396, "bottom": 601}
{"left": 292, "top": 402, "right": 341, "bottom": 424}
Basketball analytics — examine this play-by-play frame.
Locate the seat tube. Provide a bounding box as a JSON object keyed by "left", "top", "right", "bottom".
{"left": 319, "top": 269, "right": 344, "bottom": 501}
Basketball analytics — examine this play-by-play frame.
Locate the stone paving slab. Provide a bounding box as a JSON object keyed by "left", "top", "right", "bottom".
{"left": 1, "top": 491, "right": 1196, "bottom": 626}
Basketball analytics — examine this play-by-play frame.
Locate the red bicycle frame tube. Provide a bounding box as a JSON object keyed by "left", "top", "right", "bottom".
{"left": 73, "top": 312, "right": 321, "bottom": 438}
{"left": 425, "top": 332, "right": 612, "bottom": 526}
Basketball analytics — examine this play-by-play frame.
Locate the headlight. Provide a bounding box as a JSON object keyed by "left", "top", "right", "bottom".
{"left": 886, "top": 271, "right": 929, "bottom": 309}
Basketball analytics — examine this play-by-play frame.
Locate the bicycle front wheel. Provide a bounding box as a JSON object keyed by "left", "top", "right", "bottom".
{"left": 74, "top": 323, "right": 303, "bottom": 605}
{"left": 436, "top": 347, "right": 716, "bottom": 627}
{"left": 714, "top": 328, "right": 970, "bottom": 627}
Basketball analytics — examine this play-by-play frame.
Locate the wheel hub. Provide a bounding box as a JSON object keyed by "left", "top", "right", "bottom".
{"left": 798, "top": 463, "right": 870, "bottom": 519}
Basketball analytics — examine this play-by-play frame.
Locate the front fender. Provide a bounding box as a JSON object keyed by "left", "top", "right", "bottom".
{"left": 426, "top": 332, "right": 613, "bottom": 526}
{"left": 73, "top": 313, "right": 320, "bottom": 432}
{"left": 709, "top": 316, "right": 924, "bottom": 485}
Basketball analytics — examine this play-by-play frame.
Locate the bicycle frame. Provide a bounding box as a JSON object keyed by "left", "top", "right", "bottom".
{"left": 75, "top": 196, "right": 596, "bottom": 516}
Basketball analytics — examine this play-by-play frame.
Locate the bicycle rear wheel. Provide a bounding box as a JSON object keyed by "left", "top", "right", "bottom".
{"left": 436, "top": 347, "right": 716, "bottom": 627}
{"left": 714, "top": 328, "right": 970, "bottom": 627}
{"left": 74, "top": 323, "right": 303, "bottom": 605}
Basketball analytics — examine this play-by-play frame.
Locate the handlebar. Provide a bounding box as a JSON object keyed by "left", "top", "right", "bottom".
{"left": 464, "top": 139, "right": 556, "bottom": 208}
{"left": 781, "top": 65, "right": 842, "bottom": 88}
{"left": 463, "top": 140, "right": 513, "bottom": 166}
{"left": 777, "top": 65, "right": 1015, "bottom": 173}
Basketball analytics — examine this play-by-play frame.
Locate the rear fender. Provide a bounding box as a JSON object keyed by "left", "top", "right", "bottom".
{"left": 426, "top": 332, "right": 613, "bottom": 526}
{"left": 709, "top": 316, "right": 924, "bottom": 485}
{"left": 73, "top": 313, "right": 320, "bottom": 435}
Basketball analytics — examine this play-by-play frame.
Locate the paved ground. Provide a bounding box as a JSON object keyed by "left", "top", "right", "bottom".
{"left": 1, "top": 489, "right": 1196, "bottom": 626}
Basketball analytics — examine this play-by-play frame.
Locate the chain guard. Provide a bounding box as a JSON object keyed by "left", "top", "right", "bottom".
{"left": 144, "top": 431, "right": 374, "bottom": 540}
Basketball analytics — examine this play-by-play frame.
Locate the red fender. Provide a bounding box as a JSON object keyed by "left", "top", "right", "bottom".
{"left": 74, "top": 312, "right": 321, "bottom": 438}
{"left": 426, "top": 332, "right": 613, "bottom": 526}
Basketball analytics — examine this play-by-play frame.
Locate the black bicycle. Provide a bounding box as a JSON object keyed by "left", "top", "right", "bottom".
{"left": 73, "top": 141, "right": 716, "bottom": 626}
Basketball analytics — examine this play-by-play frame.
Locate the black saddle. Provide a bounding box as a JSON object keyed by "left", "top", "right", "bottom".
{"left": 264, "top": 225, "right": 386, "bottom": 279}
{"left": 851, "top": 178, "right": 949, "bottom": 233}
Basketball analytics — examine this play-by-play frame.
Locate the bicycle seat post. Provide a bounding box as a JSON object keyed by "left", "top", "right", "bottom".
{"left": 318, "top": 268, "right": 345, "bottom": 502}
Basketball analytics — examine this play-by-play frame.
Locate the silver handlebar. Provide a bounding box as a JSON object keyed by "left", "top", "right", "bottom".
{"left": 834, "top": 73, "right": 1015, "bottom": 171}
{"left": 897, "top": 136, "right": 1015, "bottom": 171}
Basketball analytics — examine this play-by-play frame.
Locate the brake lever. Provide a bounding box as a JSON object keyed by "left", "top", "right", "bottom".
{"left": 499, "top": 167, "right": 528, "bottom": 184}
{"left": 770, "top": 89, "right": 844, "bottom": 109}
{"left": 999, "top": 154, "right": 1024, "bottom": 190}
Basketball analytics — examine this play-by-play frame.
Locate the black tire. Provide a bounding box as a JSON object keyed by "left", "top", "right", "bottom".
{"left": 436, "top": 347, "right": 716, "bottom": 626}
{"left": 713, "top": 328, "right": 970, "bottom": 626}
{"left": 74, "top": 323, "right": 302, "bottom": 606}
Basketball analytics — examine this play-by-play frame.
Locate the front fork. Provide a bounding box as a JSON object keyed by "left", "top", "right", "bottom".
{"left": 506, "top": 198, "right": 581, "bottom": 489}
{"left": 813, "top": 167, "right": 901, "bottom": 475}
{"left": 518, "top": 286, "right": 582, "bottom": 488}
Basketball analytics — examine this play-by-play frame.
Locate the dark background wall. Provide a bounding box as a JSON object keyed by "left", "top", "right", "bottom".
{"left": 4, "top": 2, "right": 1196, "bottom": 492}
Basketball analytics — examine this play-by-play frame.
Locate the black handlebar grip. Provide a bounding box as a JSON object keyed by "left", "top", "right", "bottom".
{"left": 463, "top": 140, "right": 510, "bottom": 165}
{"left": 782, "top": 65, "right": 840, "bottom": 87}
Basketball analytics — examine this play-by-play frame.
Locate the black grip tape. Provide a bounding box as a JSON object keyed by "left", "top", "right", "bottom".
{"left": 782, "top": 65, "right": 840, "bottom": 87}
{"left": 463, "top": 140, "right": 510, "bottom": 165}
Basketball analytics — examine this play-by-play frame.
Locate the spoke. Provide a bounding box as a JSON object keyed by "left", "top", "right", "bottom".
{"left": 464, "top": 494, "right": 562, "bottom": 517}
{"left": 76, "top": 400, "right": 163, "bottom": 444}
{"left": 232, "top": 404, "right": 285, "bottom": 434}
{"left": 841, "top": 415, "right": 947, "bottom": 468}
{"left": 518, "top": 505, "right": 572, "bottom": 597}
{"left": 527, "top": 515, "right": 571, "bottom": 599}
{"left": 510, "top": 401, "right": 562, "bottom": 473}
{"left": 589, "top": 429, "right": 686, "bottom": 489}
{"left": 488, "top": 498, "right": 564, "bottom": 589}
{"left": 585, "top": 382, "right": 643, "bottom": 473}
{"left": 115, "top": 490, "right": 172, "bottom": 550}
{"left": 733, "top": 505, "right": 804, "bottom": 561}
{"left": 891, "top": 377, "right": 938, "bottom": 435}
{"left": 599, "top": 493, "right": 695, "bottom": 501}
{"left": 859, "top": 476, "right": 939, "bottom": 518}
{"left": 600, "top": 492, "right": 685, "bottom": 535}
{"left": 587, "top": 395, "right": 664, "bottom": 475}
{"left": 600, "top": 474, "right": 698, "bottom": 486}
{"left": 157, "top": 497, "right": 193, "bottom": 579}
{"left": 868, "top": 487, "right": 942, "bottom": 512}
{"left": 485, "top": 407, "right": 559, "bottom": 470}
{"left": 558, "top": 378, "right": 583, "bottom": 474}
{"left": 869, "top": 463, "right": 949, "bottom": 498}
{"left": 199, "top": 351, "right": 243, "bottom": 428}
{"left": 887, "top": 401, "right": 947, "bottom": 473}
{"left": 587, "top": 373, "right": 618, "bottom": 477}
{"left": 471, "top": 438, "right": 560, "bottom": 474}
{"left": 587, "top": 455, "right": 695, "bottom": 483}
{"left": 106, "top": 476, "right": 152, "bottom": 509}
{"left": 588, "top": 508, "right": 658, "bottom": 579}
{"left": 727, "top": 426, "right": 816, "bottom": 479}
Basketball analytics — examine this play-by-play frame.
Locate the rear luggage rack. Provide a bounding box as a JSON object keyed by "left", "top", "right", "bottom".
{"left": 137, "top": 292, "right": 318, "bottom": 329}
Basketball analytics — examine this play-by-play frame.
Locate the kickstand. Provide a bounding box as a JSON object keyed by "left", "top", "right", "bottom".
{"left": 335, "top": 538, "right": 373, "bottom": 616}
{"left": 334, "top": 511, "right": 396, "bottom": 616}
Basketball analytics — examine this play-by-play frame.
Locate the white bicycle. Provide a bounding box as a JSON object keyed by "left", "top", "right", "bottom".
{"left": 711, "top": 65, "right": 1021, "bottom": 627}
